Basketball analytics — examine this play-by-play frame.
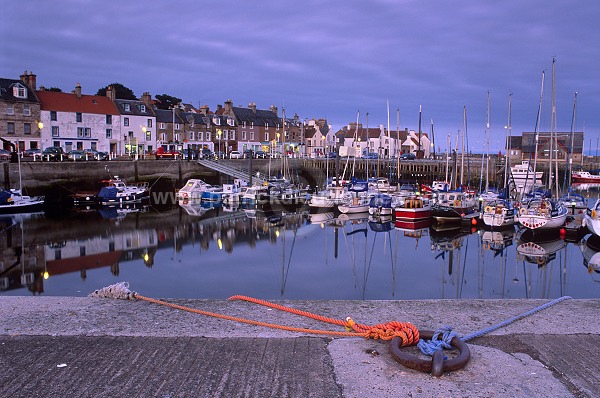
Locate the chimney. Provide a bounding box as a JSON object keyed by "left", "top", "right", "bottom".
{"left": 216, "top": 104, "right": 223, "bottom": 112}
{"left": 28, "top": 72, "right": 37, "bottom": 90}
{"left": 106, "top": 85, "right": 116, "bottom": 101}
{"left": 75, "top": 83, "right": 82, "bottom": 98}
{"left": 248, "top": 102, "right": 257, "bottom": 113}
{"left": 20, "top": 71, "right": 28, "bottom": 85}
{"left": 199, "top": 105, "right": 209, "bottom": 115}
{"left": 224, "top": 99, "right": 233, "bottom": 113}
{"left": 269, "top": 105, "right": 278, "bottom": 115}
{"left": 141, "top": 92, "right": 152, "bottom": 107}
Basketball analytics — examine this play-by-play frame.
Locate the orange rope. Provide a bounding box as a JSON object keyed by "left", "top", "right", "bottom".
{"left": 134, "top": 294, "right": 419, "bottom": 345}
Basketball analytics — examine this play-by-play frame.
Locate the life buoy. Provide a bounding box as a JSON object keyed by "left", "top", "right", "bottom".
{"left": 536, "top": 256, "right": 545, "bottom": 265}
{"left": 453, "top": 199, "right": 461, "bottom": 207}
{"left": 483, "top": 241, "right": 490, "bottom": 250}
{"left": 520, "top": 207, "right": 527, "bottom": 215}
{"left": 592, "top": 210, "right": 597, "bottom": 219}
{"left": 484, "top": 206, "right": 492, "bottom": 213}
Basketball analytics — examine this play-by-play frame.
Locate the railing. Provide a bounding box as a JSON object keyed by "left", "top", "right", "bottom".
{"left": 197, "top": 159, "right": 267, "bottom": 185}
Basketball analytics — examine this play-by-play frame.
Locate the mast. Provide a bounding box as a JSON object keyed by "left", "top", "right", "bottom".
{"left": 417, "top": 105, "right": 422, "bottom": 158}
{"left": 387, "top": 99, "right": 391, "bottom": 159}
{"left": 567, "top": 92, "right": 578, "bottom": 187}
{"left": 550, "top": 57, "right": 559, "bottom": 196}
{"left": 533, "top": 70, "right": 545, "bottom": 182}
{"left": 461, "top": 107, "right": 466, "bottom": 187}
{"left": 503, "top": 93, "right": 513, "bottom": 195}
{"left": 431, "top": 118, "right": 435, "bottom": 160}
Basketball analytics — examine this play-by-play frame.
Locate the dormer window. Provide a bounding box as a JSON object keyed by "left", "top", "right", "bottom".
{"left": 140, "top": 104, "right": 146, "bottom": 113}
{"left": 124, "top": 103, "right": 131, "bottom": 112}
{"left": 212, "top": 116, "right": 220, "bottom": 125}
{"left": 12, "top": 83, "right": 27, "bottom": 99}
{"left": 227, "top": 117, "right": 234, "bottom": 126}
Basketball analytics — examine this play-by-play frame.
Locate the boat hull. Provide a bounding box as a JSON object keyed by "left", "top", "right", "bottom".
{"left": 394, "top": 207, "right": 432, "bottom": 221}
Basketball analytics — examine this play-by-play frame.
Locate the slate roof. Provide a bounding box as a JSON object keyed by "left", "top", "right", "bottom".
{"left": 114, "top": 99, "right": 155, "bottom": 117}
{"left": 37, "top": 91, "right": 119, "bottom": 115}
{"left": 0, "top": 78, "right": 39, "bottom": 102}
{"left": 231, "top": 107, "right": 281, "bottom": 127}
{"left": 155, "top": 109, "right": 185, "bottom": 124}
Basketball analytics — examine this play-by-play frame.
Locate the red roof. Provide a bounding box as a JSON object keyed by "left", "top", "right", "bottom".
{"left": 37, "top": 90, "right": 120, "bottom": 115}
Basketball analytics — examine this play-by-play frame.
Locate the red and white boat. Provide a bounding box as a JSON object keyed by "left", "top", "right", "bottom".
{"left": 394, "top": 196, "right": 432, "bottom": 221}
{"left": 571, "top": 171, "right": 600, "bottom": 183}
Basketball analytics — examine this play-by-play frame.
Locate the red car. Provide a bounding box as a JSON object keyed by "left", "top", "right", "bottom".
{"left": 154, "top": 147, "right": 181, "bottom": 159}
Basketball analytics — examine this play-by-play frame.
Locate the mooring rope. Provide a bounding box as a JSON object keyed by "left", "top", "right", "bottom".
{"left": 90, "top": 282, "right": 419, "bottom": 344}
{"left": 417, "top": 295, "right": 572, "bottom": 355}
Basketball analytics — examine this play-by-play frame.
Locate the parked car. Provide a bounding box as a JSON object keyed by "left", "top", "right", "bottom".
{"left": 200, "top": 148, "right": 214, "bottom": 159}
{"left": 400, "top": 152, "right": 416, "bottom": 160}
{"left": 214, "top": 151, "right": 226, "bottom": 159}
{"left": 154, "top": 147, "right": 181, "bottom": 159}
{"left": 229, "top": 150, "right": 242, "bottom": 159}
{"left": 68, "top": 149, "right": 86, "bottom": 161}
{"left": 181, "top": 148, "right": 198, "bottom": 160}
{"left": 83, "top": 149, "right": 109, "bottom": 160}
{"left": 22, "top": 148, "right": 42, "bottom": 158}
{"left": 325, "top": 152, "right": 337, "bottom": 159}
{"left": 42, "top": 146, "right": 65, "bottom": 161}
{"left": 0, "top": 149, "right": 11, "bottom": 161}
{"left": 243, "top": 149, "right": 254, "bottom": 159}
{"left": 362, "top": 152, "right": 378, "bottom": 160}
{"left": 254, "top": 150, "right": 268, "bottom": 159}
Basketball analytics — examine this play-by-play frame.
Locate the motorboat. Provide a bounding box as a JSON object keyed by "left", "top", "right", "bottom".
{"left": 431, "top": 190, "right": 478, "bottom": 224}
{"left": 95, "top": 176, "right": 149, "bottom": 205}
{"left": 177, "top": 179, "right": 219, "bottom": 200}
{"left": 481, "top": 199, "right": 516, "bottom": 228}
{"left": 368, "top": 193, "right": 394, "bottom": 216}
{"left": 0, "top": 189, "right": 45, "bottom": 215}
{"left": 394, "top": 195, "right": 432, "bottom": 221}
{"left": 571, "top": 170, "right": 600, "bottom": 183}
{"left": 515, "top": 197, "right": 568, "bottom": 231}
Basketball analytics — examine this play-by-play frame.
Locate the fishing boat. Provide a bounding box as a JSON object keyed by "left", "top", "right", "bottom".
{"left": 584, "top": 198, "right": 600, "bottom": 237}
{"left": 0, "top": 189, "right": 45, "bottom": 215}
{"left": 515, "top": 197, "right": 568, "bottom": 230}
{"left": 481, "top": 199, "right": 516, "bottom": 228}
{"left": 431, "top": 190, "right": 478, "bottom": 224}
{"left": 96, "top": 176, "right": 149, "bottom": 205}
{"left": 571, "top": 170, "right": 600, "bottom": 183}
{"left": 309, "top": 185, "right": 346, "bottom": 209}
{"left": 394, "top": 196, "right": 432, "bottom": 221}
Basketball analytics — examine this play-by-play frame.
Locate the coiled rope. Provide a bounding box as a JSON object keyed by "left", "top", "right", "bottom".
{"left": 417, "top": 295, "right": 572, "bottom": 355}
{"left": 90, "top": 283, "right": 419, "bottom": 345}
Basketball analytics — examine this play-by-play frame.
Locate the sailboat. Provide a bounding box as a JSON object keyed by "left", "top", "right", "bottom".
{"left": 0, "top": 147, "right": 44, "bottom": 214}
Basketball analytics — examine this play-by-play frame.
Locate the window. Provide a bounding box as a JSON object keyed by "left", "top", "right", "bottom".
{"left": 106, "top": 128, "right": 112, "bottom": 138}
{"left": 175, "top": 133, "right": 180, "bottom": 142}
{"left": 206, "top": 132, "right": 211, "bottom": 141}
{"left": 160, "top": 133, "right": 166, "bottom": 141}
{"left": 250, "top": 131, "right": 254, "bottom": 140}
{"left": 147, "top": 119, "right": 153, "bottom": 128}
{"left": 242, "top": 131, "right": 247, "bottom": 140}
{"left": 24, "top": 123, "right": 31, "bottom": 134}
{"left": 77, "top": 127, "right": 91, "bottom": 138}
{"left": 251, "top": 122, "right": 254, "bottom": 129}
{"left": 212, "top": 116, "right": 220, "bottom": 125}
{"left": 140, "top": 104, "right": 146, "bottom": 113}
{"left": 128, "top": 131, "right": 134, "bottom": 138}
{"left": 7, "top": 122, "right": 15, "bottom": 134}
{"left": 124, "top": 103, "right": 131, "bottom": 112}
{"left": 146, "top": 130, "right": 151, "bottom": 141}
{"left": 52, "top": 126, "right": 59, "bottom": 137}
{"left": 242, "top": 121, "right": 247, "bottom": 128}
{"left": 91, "top": 142, "right": 97, "bottom": 151}
{"left": 174, "top": 123, "right": 180, "bottom": 130}
{"left": 77, "top": 127, "right": 84, "bottom": 138}
{"left": 160, "top": 122, "right": 165, "bottom": 129}
{"left": 76, "top": 112, "right": 82, "bottom": 122}
{"left": 106, "top": 115, "right": 112, "bottom": 124}
{"left": 13, "top": 84, "right": 26, "bottom": 98}
{"left": 198, "top": 131, "right": 203, "bottom": 141}
{"left": 124, "top": 117, "right": 129, "bottom": 127}
{"left": 6, "top": 105, "right": 14, "bottom": 115}
{"left": 23, "top": 105, "right": 30, "bottom": 116}
{"left": 189, "top": 131, "right": 195, "bottom": 140}
{"left": 265, "top": 133, "right": 269, "bottom": 141}
{"left": 50, "top": 111, "right": 57, "bottom": 121}
{"left": 229, "top": 131, "right": 235, "bottom": 140}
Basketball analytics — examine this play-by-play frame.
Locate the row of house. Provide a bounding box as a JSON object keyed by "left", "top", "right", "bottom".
{"left": 1, "top": 71, "right": 583, "bottom": 161}
{"left": 0, "top": 71, "right": 435, "bottom": 159}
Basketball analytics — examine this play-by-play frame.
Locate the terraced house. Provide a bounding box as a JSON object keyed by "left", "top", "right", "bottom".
{"left": 0, "top": 71, "right": 42, "bottom": 152}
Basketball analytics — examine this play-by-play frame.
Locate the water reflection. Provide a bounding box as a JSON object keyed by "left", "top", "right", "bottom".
{"left": 0, "top": 203, "right": 598, "bottom": 300}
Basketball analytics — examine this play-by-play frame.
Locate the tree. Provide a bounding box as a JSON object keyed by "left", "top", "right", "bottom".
{"left": 96, "top": 83, "right": 137, "bottom": 100}
{"left": 46, "top": 87, "right": 62, "bottom": 92}
{"left": 155, "top": 94, "right": 182, "bottom": 110}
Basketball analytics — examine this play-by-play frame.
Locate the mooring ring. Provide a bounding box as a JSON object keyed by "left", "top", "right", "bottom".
{"left": 389, "top": 329, "right": 470, "bottom": 377}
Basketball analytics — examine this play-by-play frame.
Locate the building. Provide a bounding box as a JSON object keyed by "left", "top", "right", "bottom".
{"left": 112, "top": 90, "right": 156, "bottom": 156}
{"left": 0, "top": 71, "right": 42, "bottom": 152}
{"left": 37, "top": 83, "right": 120, "bottom": 154}
{"left": 511, "top": 131, "right": 584, "bottom": 164}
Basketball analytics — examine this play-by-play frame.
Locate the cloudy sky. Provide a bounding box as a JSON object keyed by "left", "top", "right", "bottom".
{"left": 2, "top": 0, "right": 599, "bottom": 153}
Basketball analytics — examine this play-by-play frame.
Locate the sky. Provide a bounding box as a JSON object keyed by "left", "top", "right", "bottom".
{"left": 2, "top": 0, "right": 599, "bottom": 154}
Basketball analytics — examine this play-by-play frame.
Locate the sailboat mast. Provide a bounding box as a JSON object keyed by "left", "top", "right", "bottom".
{"left": 387, "top": 99, "right": 391, "bottom": 159}
{"left": 461, "top": 107, "right": 466, "bottom": 187}
{"left": 567, "top": 92, "right": 578, "bottom": 186}
{"left": 417, "top": 105, "right": 422, "bottom": 158}
{"left": 551, "top": 57, "right": 559, "bottom": 196}
{"left": 486, "top": 90, "right": 490, "bottom": 192}
{"left": 503, "top": 93, "right": 512, "bottom": 193}
{"left": 533, "top": 70, "right": 545, "bottom": 181}
{"left": 431, "top": 119, "right": 435, "bottom": 160}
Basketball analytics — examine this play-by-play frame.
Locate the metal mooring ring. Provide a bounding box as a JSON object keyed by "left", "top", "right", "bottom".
{"left": 389, "top": 329, "right": 470, "bottom": 377}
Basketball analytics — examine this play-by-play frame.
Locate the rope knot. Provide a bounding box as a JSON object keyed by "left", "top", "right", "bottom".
{"left": 359, "top": 321, "right": 420, "bottom": 344}
{"left": 417, "top": 326, "right": 457, "bottom": 355}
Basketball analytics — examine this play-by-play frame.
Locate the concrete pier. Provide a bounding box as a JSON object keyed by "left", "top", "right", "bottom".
{"left": 1, "top": 296, "right": 599, "bottom": 397}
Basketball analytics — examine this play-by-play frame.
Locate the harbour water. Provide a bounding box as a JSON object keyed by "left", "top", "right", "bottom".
{"left": 1, "top": 199, "right": 599, "bottom": 301}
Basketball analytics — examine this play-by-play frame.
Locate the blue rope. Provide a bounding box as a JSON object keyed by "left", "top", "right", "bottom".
{"left": 418, "top": 296, "right": 572, "bottom": 355}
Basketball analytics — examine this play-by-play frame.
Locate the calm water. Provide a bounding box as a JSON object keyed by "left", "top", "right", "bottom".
{"left": 1, "top": 201, "right": 599, "bottom": 300}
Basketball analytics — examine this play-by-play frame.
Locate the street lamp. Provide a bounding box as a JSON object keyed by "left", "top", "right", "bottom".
{"left": 276, "top": 132, "right": 280, "bottom": 157}
{"left": 217, "top": 129, "right": 222, "bottom": 158}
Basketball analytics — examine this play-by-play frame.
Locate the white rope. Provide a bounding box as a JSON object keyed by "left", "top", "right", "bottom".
{"left": 89, "top": 282, "right": 136, "bottom": 300}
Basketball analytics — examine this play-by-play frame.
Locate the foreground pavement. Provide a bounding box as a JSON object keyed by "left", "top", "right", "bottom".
{"left": 1, "top": 296, "right": 599, "bottom": 398}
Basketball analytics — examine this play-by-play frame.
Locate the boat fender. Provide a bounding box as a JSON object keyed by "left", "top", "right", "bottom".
{"left": 453, "top": 200, "right": 461, "bottom": 207}
{"left": 592, "top": 210, "right": 597, "bottom": 219}
{"left": 520, "top": 207, "right": 527, "bottom": 215}
{"left": 484, "top": 206, "right": 492, "bottom": 213}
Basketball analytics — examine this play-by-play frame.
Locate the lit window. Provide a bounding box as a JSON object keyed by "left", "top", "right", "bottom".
{"left": 146, "top": 131, "right": 151, "bottom": 141}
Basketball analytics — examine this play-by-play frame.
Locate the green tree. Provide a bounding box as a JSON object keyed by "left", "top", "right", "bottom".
{"left": 96, "top": 83, "right": 137, "bottom": 100}
{"left": 155, "top": 94, "right": 182, "bottom": 110}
